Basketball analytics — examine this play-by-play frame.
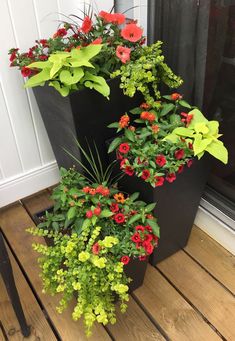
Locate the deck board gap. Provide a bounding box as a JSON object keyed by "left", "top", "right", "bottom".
{"left": 0, "top": 228, "right": 62, "bottom": 341}
{"left": 155, "top": 266, "right": 226, "bottom": 341}
{"left": 131, "top": 292, "right": 171, "bottom": 341}
{"left": 0, "top": 320, "right": 9, "bottom": 341}
{"left": 182, "top": 248, "right": 235, "bottom": 298}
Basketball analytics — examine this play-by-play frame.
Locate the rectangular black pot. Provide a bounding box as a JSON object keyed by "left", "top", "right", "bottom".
{"left": 113, "top": 157, "right": 211, "bottom": 265}
{"left": 33, "top": 78, "right": 143, "bottom": 170}
{"left": 33, "top": 207, "right": 148, "bottom": 292}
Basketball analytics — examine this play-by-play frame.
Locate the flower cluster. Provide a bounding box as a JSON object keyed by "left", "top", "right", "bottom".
{"left": 28, "top": 167, "right": 159, "bottom": 335}
{"left": 108, "top": 94, "right": 195, "bottom": 187}
{"left": 9, "top": 10, "right": 145, "bottom": 79}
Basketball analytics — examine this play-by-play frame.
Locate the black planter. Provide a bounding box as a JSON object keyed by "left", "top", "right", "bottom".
{"left": 33, "top": 78, "right": 142, "bottom": 170}
{"left": 33, "top": 208, "right": 148, "bottom": 292}
{"left": 112, "top": 157, "right": 211, "bottom": 265}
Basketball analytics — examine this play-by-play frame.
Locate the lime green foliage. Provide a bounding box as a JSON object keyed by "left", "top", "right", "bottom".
{"left": 25, "top": 45, "right": 110, "bottom": 97}
{"left": 165, "top": 109, "right": 228, "bottom": 164}
{"left": 111, "top": 41, "right": 183, "bottom": 107}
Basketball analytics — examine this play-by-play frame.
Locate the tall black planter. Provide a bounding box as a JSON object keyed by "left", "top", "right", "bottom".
{"left": 33, "top": 79, "right": 142, "bottom": 170}
{"left": 115, "top": 157, "right": 211, "bottom": 265}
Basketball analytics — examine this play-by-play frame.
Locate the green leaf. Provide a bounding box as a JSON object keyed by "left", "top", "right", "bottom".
{"left": 160, "top": 103, "right": 175, "bottom": 117}
{"left": 82, "top": 218, "right": 91, "bottom": 230}
{"left": 24, "top": 68, "right": 50, "bottom": 87}
{"left": 179, "top": 100, "right": 191, "bottom": 108}
{"left": 145, "top": 203, "right": 156, "bottom": 212}
{"left": 170, "top": 114, "right": 181, "bottom": 124}
{"left": 129, "top": 192, "right": 139, "bottom": 201}
{"left": 59, "top": 67, "right": 84, "bottom": 85}
{"left": 91, "top": 215, "right": 98, "bottom": 225}
{"left": 128, "top": 214, "right": 141, "bottom": 225}
{"left": 100, "top": 209, "right": 113, "bottom": 218}
{"left": 125, "top": 129, "right": 135, "bottom": 142}
{"left": 107, "top": 122, "right": 120, "bottom": 128}
{"left": 163, "top": 134, "right": 180, "bottom": 143}
{"left": 147, "top": 219, "right": 160, "bottom": 237}
{"left": 108, "top": 137, "right": 122, "bottom": 153}
{"left": 162, "top": 95, "right": 172, "bottom": 100}
{"left": 67, "top": 206, "right": 76, "bottom": 220}
{"left": 205, "top": 140, "right": 228, "bottom": 164}
{"left": 130, "top": 107, "right": 142, "bottom": 115}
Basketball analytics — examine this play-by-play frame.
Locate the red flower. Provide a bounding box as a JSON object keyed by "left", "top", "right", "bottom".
{"left": 121, "top": 255, "right": 130, "bottom": 265}
{"left": 114, "top": 213, "right": 125, "bottom": 224}
{"left": 145, "top": 234, "right": 153, "bottom": 243}
{"left": 92, "top": 242, "right": 100, "bottom": 255}
{"left": 121, "top": 23, "right": 143, "bottom": 42}
{"left": 54, "top": 28, "right": 67, "bottom": 38}
{"left": 171, "top": 93, "right": 182, "bottom": 101}
{"left": 144, "top": 242, "right": 154, "bottom": 255}
{"left": 86, "top": 210, "right": 93, "bottom": 218}
{"left": 131, "top": 232, "right": 142, "bottom": 243}
{"left": 116, "top": 45, "right": 131, "bottom": 64}
{"left": 124, "top": 166, "right": 134, "bottom": 176}
{"left": 156, "top": 155, "right": 166, "bottom": 167}
{"left": 175, "top": 149, "right": 185, "bottom": 160}
{"left": 99, "top": 11, "right": 125, "bottom": 25}
{"left": 146, "top": 214, "right": 154, "bottom": 220}
{"left": 93, "top": 207, "right": 101, "bottom": 216}
{"left": 39, "top": 39, "right": 48, "bottom": 47}
{"left": 145, "top": 225, "right": 152, "bottom": 232}
{"left": 139, "top": 255, "right": 147, "bottom": 261}
{"left": 82, "top": 186, "right": 90, "bottom": 193}
{"left": 178, "top": 164, "right": 184, "bottom": 174}
{"left": 119, "top": 114, "right": 130, "bottom": 128}
{"left": 166, "top": 173, "right": 176, "bottom": 183}
{"left": 141, "top": 169, "right": 150, "bottom": 180}
{"left": 155, "top": 176, "right": 165, "bottom": 187}
{"left": 21, "top": 66, "right": 32, "bottom": 77}
{"left": 135, "top": 225, "right": 145, "bottom": 232}
{"left": 181, "top": 112, "right": 193, "bottom": 126}
{"left": 81, "top": 16, "right": 92, "bottom": 34}
{"left": 119, "top": 143, "right": 130, "bottom": 154}
{"left": 91, "top": 37, "right": 102, "bottom": 45}
{"left": 140, "top": 111, "right": 156, "bottom": 122}
{"left": 39, "top": 55, "right": 48, "bottom": 61}
{"left": 187, "top": 159, "right": 193, "bottom": 168}
{"left": 152, "top": 125, "right": 159, "bottom": 134}
{"left": 188, "top": 142, "right": 193, "bottom": 150}
{"left": 140, "top": 102, "right": 151, "bottom": 109}
{"left": 120, "top": 158, "right": 128, "bottom": 169}
{"left": 110, "top": 203, "right": 119, "bottom": 212}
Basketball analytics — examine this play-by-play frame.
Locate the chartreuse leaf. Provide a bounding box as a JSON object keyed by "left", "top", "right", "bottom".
{"left": 83, "top": 71, "right": 110, "bottom": 98}
{"left": 27, "top": 60, "right": 52, "bottom": 69}
{"left": 49, "top": 81, "right": 70, "bottom": 97}
{"left": 163, "top": 133, "right": 180, "bottom": 143}
{"left": 193, "top": 134, "right": 212, "bottom": 156}
{"left": 205, "top": 140, "right": 228, "bottom": 164}
{"left": 172, "top": 127, "right": 195, "bottom": 137}
{"left": 188, "top": 109, "right": 208, "bottom": 128}
{"left": 207, "top": 120, "right": 219, "bottom": 136}
{"left": 194, "top": 122, "right": 209, "bottom": 134}
{"left": 108, "top": 137, "right": 122, "bottom": 153}
{"left": 72, "top": 44, "right": 103, "bottom": 60}
{"left": 24, "top": 68, "right": 50, "bottom": 87}
{"left": 59, "top": 68, "right": 84, "bottom": 85}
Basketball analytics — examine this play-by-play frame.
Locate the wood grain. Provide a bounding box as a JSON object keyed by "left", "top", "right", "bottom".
{"left": 0, "top": 203, "right": 111, "bottom": 341}
{"left": 134, "top": 265, "right": 221, "bottom": 341}
{"left": 0, "top": 324, "right": 6, "bottom": 341}
{"left": 22, "top": 189, "right": 54, "bottom": 216}
{"left": 0, "top": 242, "right": 56, "bottom": 341}
{"left": 184, "top": 226, "right": 235, "bottom": 294}
{"left": 157, "top": 250, "right": 235, "bottom": 341}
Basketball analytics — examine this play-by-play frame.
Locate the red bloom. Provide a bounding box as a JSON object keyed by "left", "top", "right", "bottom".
{"left": 121, "top": 255, "right": 130, "bottom": 265}
{"left": 181, "top": 112, "right": 193, "bottom": 126}
{"left": 175, "top": 149, "right": 185, "bottom": 160}
{"left": 145, "top": 243, "right": 154, "bottom": 255}
{"left": 140, "top": 111, "right": 156, "bottom": 122}
{"left": 39, "top": 39, "right": 48, "bottom": 47}
{"left": 121, "top": 23, "right": 143, "bottom": 42}
{"left": 81, "top": 16, "right": 92, "bottom": 34}
{"left": 141, "top": 169, "right": 150, "bottom": 180}
{"left": 156, "top": 155, "right": 166, "bottom": 167}
{"left": 145, "top": 234, "right": 153, "bottom": 243}
{"left": 39, "top": 55, "right": 48, "bottom": 61}
{"left": 146, "top": 214, "right": 154, "bottom": 220}
{"left": 21, "top": 66, "right": 32, "bottom": 77}
{"left": 131, "top": 232, "right": 142, "bottom": 243}
{"left": 91, "top": 37, "right": 102, "bottom": 45}
{"left": 166, "top": 173, "right": 176, "bottom": 183}
{"left": 140, "top": 102, "right": 151, "bottom": 109}
{"left": 54, "top": 28, "right": 67, "bottom": 38}
{"left": 124, "top": 166, "right": 134, "bottom": 176}
{"left": 99, "top": 11, "right": 125, "bottom": 25}
{"left": 145, "top": 225, "right": 153, "bottom": 233}
{"left": 139, "top": 255, "right": 147, "bottom": 261}
{"left": 152, "top": 125, "right": 159, "bottom": 134}
{"left": 110, "top": 203, "right": 119, "bottom": 212}
{"left": 188, "top": 142, "right": 193, "bottom": 150}
{"left": 119, "top": 143, "right": 130, "bottom": 154}
{"left": 82, "top": 186, "right": 90, "bottom": 193}
{"left": 155, "top": 176, "right": 164, "bottom": 187}
{"left": 135, "top": 225, "right": 145, "bottom": 232}
{"left": 114, "top": 213, "right": 125, "bottom": 224}
{"left": 119, "top": 114, "right": 130, "bottom": 128}
{"left": 92, "top": 242, "right": 100, "bottom": 255}
{"left": 93, "top": 207, "right": 101, "bottom": 216}
{"left": 187, "top": 159, "right": 193, "bottom": 168}
{"left": 86, "top": 210, "right": 93, "bottom": 218}
{"left": 178, "top": 164, "right": 184, "bottom": 174}
{"left": 116, "top": 45, "right": 131, "bottom": 64}
{"left": 120, "top": 158, "right": 128, "bottom": 169}
{"left": 171, "top": 93, "right": 182, "bottom": 101}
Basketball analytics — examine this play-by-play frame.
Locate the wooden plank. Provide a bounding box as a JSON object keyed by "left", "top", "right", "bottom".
{"left": 157, "top": 250, "right": 235, "bottom": 341}
{"left": 23, "top": 190, "right": 166, "bottom": 341}
{"left": 0, "top": 203, "right": 111, "bottom": 341}
{"left": 0, "top": 324, "right": 6, "bottom": 341}
{"left": 107, "top": 296, "right": 165, "bottom": 341}
{"left": 0, "top": 243, "right": 56, "bottom": 341}
{"left": 184, "top": 226, "right": 235, "bottom": 294}
{"left": 134, "top": 265, "right": 221, "bottom": 341}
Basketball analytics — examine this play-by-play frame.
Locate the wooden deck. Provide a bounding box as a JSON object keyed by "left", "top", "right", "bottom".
{"left": 0, "top": 189, "right": 235, "bottom": 341}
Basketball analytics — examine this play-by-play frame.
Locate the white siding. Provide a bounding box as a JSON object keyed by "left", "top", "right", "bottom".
{"left": 0, "top": 0, "right": 113, "bottom": 207}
